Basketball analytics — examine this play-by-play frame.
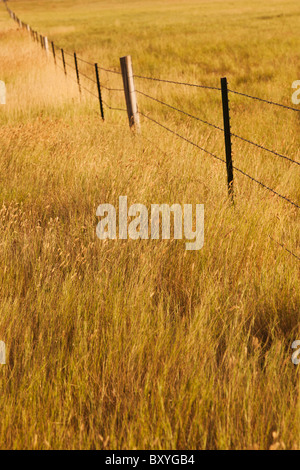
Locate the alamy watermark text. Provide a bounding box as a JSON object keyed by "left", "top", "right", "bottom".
{"left": 96, "top": 196, "right": 204, "bottom": 251}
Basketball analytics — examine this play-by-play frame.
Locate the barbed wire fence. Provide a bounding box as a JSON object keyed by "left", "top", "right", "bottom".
{"left": 2, "top": 0, "right": 300, "bottom": 261}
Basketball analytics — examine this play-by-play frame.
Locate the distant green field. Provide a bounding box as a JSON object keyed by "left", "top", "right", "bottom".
{"left": 0, "top": 0, "right": 299, "bottom": 450}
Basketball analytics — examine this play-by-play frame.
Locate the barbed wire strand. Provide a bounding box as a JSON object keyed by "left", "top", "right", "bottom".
{"left": 63, "top": 49, "right": 75, "bottom": 59}
{"left": 76, "top": 57, "right": 121, "bottom": 75}
{"left": 229, "top": 89, "right": 300, "bottom": 113}
{"left": 55, "top": 63, "right": 83, "bottom": 88}
{"left": 76, "top": 56, "right": 94, "bottom": 67}
{"left": 65, "top": 61, "right": 76, "bottom": 72}
{"left": 55, "top": 51, "right": 63, "bottom": 61}
{"left": 80, "top": 84, "right": 98, "bottom": 99}
{"left": 231, "top": 133, "right": 300, "bottom": 166}
{"left": 139, "top": 111, "right": 226, "bottom": 164}
{"left": 232, "top": 166, "right": 300, "bottom": 209}
{"left": 136, "top": 90, "right": 224, "bottom": 132}
{"left": 98, "top": 66, "right": 122, "bottom": 75}
{"left": 102, "top": 100, "right": 127, "bottom": 112}
{"left": 102, "top": 85, "right": 124, "bottom": 92}
{"left": 269, "top": 236, "right": 300, "bottom": 261}
{"left": 135, "top": 74, "right": 221, "bottom": 90}
{"left": 79, "top": 70, "right": 97, "bottom": 84}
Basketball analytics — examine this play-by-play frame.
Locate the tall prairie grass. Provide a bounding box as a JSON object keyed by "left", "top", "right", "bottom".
{"left": 0, "top": 0, "right": 299, "bottom": 449}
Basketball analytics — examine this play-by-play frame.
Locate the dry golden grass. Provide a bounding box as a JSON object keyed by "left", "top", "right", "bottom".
{"left": 0, "top": 0, "right": 299, "bottom": 450}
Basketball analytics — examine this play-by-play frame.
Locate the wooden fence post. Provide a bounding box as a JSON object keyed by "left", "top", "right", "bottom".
{"left": 221, "top": 77, "right": 234, "bottom": 200}
{"left": 43, "top": 36, "right": 49, "bottom": 56}
{"left": 120, "top": 55, "right": 140, "bottom": 132}
{"left": 95, "top": 63, "right": 105, "bottom": 121}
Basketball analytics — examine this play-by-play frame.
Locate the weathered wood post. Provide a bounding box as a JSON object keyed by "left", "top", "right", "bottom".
{"left": 120, "top": 55, "right": 140, "bottom": 132}
{"left": 0, "top": 80, "right": 6, "bottom": 105}
{"left": 0, "top": 341, "right": 5, "bottom": 365}
{"left": 221, "top": 77, "right": 234, "bottom": 201}
{"left": 43, "top": 36, "right": 49, "bottom": 56}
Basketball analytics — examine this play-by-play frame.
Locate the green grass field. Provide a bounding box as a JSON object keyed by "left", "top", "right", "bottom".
{"left": 0, "top": 0, "right": 299, "bottom": 450}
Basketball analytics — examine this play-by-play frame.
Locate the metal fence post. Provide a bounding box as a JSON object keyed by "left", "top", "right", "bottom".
{"left": 120, "top": 55, "right": 140, "bottom": 132}
{"left": 221, "top": 77, "right": 234, "bottom": 200}
{"left": 51, "top": 41, "right": 56, "bottom": 65}
{"left": 74, "top": 53, "right": 81, "bottom": 95}
{"left": 61, "top": 48, "right": 67, "bottom": 75}
{"left": 95, "top": 63, "right": 105, "bottom": 121}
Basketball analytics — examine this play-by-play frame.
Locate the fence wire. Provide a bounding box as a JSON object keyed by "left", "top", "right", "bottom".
{"left": 135, "top": 74, "right": 221, "bottom": 90}
{"left": 231, "top": 132, "right": 300, "bottom": 166}
{"left": 269, "top": 236, "right": 300, "bottom": 261}
{"left": 136, "top": 90, "right": 224, "bottom": 132}
{"left": 229, "top": 88, "right": 300, "bottom": 113}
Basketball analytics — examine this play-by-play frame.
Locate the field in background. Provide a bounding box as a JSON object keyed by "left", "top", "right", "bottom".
{"left": 0, "top": 0, "right": 299, "bottom": 450}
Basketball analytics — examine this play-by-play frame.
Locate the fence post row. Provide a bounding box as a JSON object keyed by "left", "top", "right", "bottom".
{"left": 95, "top": 63, "right": 105, "bottom": 121}
{"left": 120, "top": 55, "right": 140, "bottom": 133}
{"left": 221, "top": 77, "right": 234, "bottom": 201}
{"left": 74, "top": 53, "right": 81, "bottom": 95}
